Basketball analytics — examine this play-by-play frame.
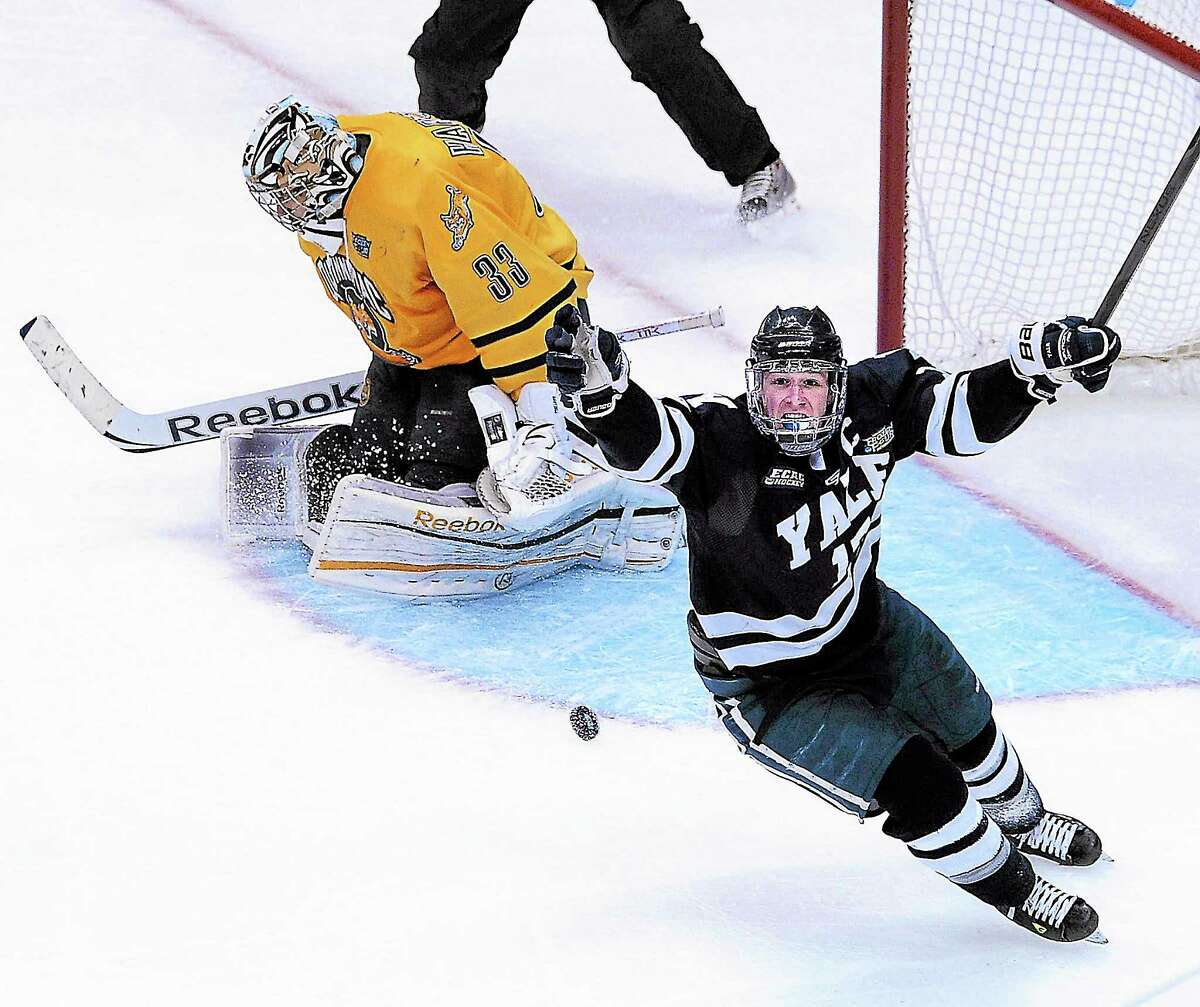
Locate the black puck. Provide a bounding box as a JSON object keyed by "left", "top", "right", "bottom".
{"left": 569, "top": 705, "right": 599, "bottom": 741}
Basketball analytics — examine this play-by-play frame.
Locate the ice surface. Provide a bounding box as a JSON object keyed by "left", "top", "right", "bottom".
{"left": 1, "top": 1, "right": 1198, "bottom": 1005}
{"left": 235, "top": 460, "right": 1199, "bottom": 726}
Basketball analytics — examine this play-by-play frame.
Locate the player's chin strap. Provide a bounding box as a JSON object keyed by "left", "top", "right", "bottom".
{"left": 469, "top": 383, "right": 606, "bottom": 530}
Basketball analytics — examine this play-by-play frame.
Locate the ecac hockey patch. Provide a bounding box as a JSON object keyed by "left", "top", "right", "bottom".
{"left": 764, "top": 466, "right": 805, "bottom": 489}
{"left": 863, "top": 423, "right": 895, "bottom": 452}
{"left": 352, "top": 233, "right": 372, "bottom": 259}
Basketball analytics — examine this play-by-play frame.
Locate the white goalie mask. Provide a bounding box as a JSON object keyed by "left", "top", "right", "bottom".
{"left": 242, "top": 95, "right": 364, "bottom": 232}
{"left": 745, "top": 306, "right": 848, "bottom": 456}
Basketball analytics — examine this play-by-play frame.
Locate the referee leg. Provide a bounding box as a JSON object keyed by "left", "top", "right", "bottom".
{"left": 409, "top": 0, "right": 536, "bottom": 131}
{"left": 594, "top": 0, "right": 779, "bottom": 185}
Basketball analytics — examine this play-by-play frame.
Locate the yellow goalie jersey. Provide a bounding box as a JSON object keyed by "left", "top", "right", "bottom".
{"left": 297, "top": 111, "right": 593, "bottom": 397}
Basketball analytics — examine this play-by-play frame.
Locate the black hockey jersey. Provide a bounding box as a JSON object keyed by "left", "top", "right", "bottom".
{"left": 577, "top": 349, "right": 1049, "bottom": 678}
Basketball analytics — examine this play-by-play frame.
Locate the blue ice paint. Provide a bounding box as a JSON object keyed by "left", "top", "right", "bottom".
{"left": 238, "top": 462, "right": 1199, "bottom": 725}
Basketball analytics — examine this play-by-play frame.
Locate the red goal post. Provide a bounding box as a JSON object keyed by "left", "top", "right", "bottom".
{"left": 877, "top": 0, "right": 1200, "bottom": 382}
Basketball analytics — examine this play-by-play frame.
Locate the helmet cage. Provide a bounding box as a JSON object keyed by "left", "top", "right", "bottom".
{"left": 745, "top": 356, "right": 847, "bottom": 456}
{"left": 243, "top": 97, "right": 363, "bottom": 232}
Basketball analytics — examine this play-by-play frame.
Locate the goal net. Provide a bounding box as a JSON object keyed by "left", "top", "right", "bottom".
{"left": 879, "top": 0, "right": 1200, "bottom": 391}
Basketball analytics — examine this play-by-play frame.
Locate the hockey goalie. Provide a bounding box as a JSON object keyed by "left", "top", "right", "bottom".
{"left": 222, "top": 96, "right": 683, "bottom": 598}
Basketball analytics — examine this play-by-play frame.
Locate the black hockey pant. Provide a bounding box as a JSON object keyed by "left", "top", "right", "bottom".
{"left": 408, "top": 0, "right": 779, "bottom": 185}
{"left": 693, "top": 586, "right": 1047, "bottom": 910}
{"left": 304, "top": 356, "right": 491, "bottom": 522}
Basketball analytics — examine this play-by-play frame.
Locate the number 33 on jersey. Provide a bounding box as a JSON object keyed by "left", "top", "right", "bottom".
{"left": 298, "top": 111, "right": 593, "bottom": 396}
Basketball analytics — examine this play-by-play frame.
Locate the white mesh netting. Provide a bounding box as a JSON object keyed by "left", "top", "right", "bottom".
{"left": 903, "top": 0, "right": 1200, "bottom": 388}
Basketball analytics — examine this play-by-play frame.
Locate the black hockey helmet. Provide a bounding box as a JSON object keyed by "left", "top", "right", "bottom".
{"left": 746, "top": 305, "right": 848, "bottom": 456}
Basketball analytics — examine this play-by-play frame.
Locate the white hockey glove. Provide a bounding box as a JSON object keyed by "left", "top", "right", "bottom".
{"left": 545, "top": 303, "right": 629, "bottom": 418}
{"left": 1010, "top": 316, "right": 1122, "bottom": 394}
{"left": 469, "top": 382, "right": 603, "bottom": 529}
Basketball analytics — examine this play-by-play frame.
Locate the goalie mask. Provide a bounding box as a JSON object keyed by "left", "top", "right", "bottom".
{"left": 242, "top": 95, "right": 364, "bottom": 232}
{"left": 746, "top": 305, "right": 847, "bottom": 456}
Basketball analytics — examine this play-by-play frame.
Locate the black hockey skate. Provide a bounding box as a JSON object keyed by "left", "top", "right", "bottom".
{"left": 1015, "top": 811, "right": 1107, "bottom": 867}
{"left": 1000, "top": 877, "right": 1106, "bottom": 944}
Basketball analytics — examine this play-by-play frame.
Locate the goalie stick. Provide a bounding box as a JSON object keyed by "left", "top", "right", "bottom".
{"left": 19, "top": 306, "right": 725, "bottom": 452}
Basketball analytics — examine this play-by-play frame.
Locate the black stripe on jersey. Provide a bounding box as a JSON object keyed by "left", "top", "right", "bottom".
{"left": 471, "top": 278, "right": 577, "bottom": 348}
{"left": 941, "top": 372, "right": 967, "bottom": 456}
{"left": 703, "top": 514, "right": 882, "bottom": 649}
{"left": 908, "top": 816, "right": 991, "bottom": 861}
{"left": 565, "top": 418, "right": 598, "bottom": 446}
{"left": 662, "top": 396, "right": 695, "bottom": 416}
{"left": 649, "top": 406, "right": 687, "bottom": 482}
{"left": 486, "top": 352, "right": 547, "bottom": 379}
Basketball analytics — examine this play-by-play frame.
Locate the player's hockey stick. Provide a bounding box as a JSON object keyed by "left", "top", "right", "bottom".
{"left": 613, "top": 305, "right": 724, "bottom": 342}
{"left": 19, "top": 306, "right": 725, "bottom": 452}
{"left": 1092, "top": 122, "right": 1200, "bottom": 327}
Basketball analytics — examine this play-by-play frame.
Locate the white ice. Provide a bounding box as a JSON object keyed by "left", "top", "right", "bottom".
{"left": 1, "top": 1, "right": 1198, "bottom": 1004}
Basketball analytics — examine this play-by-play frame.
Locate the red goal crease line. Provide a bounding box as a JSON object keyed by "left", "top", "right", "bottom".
{"left": 918, "top": 456, "right": 1200, "bottom": 635}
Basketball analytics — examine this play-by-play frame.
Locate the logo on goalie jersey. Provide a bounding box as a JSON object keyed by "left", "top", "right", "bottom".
{"left": 764, "top": 466, "right": 805, "bottom": 489}
{"left": 440, "top": 184, "right": 474, "bottom": 251}
{"left": 313, "top": 253, "right": 418, "bottom": 364}
{"left": 351, "top": 232, "right": 371, "bottom": 259}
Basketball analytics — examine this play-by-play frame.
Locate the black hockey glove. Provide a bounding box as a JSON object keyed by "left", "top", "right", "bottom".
{"left": 1010, "top": 316, "right": 1122, "bottom": 394}
{"left": 545, "top": 303, "right": 629, "bottom": 418}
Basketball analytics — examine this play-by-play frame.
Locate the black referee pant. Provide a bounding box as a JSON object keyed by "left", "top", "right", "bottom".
{"left": 409, "top": 0, "right": 779, "bottom": 186}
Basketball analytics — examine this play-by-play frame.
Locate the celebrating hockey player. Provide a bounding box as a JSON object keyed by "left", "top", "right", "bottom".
{"left": 241, "top": 96, "right": 594, "bottom": 522}
{"left": 542, "top": 302, "right": 1121, "bottom": 943}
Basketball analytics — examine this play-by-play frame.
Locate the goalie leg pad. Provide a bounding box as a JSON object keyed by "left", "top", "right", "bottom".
{"left": 596, "top": 503, "right": 685, "bottom": 572}
{"left": 308, "top": 475, "right": 683, "bottom": 599}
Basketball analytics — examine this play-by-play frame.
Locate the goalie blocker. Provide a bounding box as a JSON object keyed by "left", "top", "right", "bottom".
{"left": 221, "top": 423, "right": 683, "bottom": 599}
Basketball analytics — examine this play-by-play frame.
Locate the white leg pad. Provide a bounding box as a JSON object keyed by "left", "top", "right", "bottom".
{"left": 307, "top": 474, "right": 683, "bottom": 599}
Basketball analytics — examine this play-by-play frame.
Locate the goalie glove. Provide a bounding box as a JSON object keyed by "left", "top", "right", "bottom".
{"left": 468, "top": 382, "right": 601, "bottom": 529}
{"left": 545, "top": 302, "right": 629, "bottom": 418}
{"left": 1010, "top": 317, "right": 1122, "bottom": 394}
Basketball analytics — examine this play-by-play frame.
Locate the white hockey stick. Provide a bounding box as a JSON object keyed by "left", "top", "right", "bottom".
{"left": 615, "top": 305, "right": 725, "bottom": 343}
{"left": 19, "top": 306, "right": 724, "bottom": 452}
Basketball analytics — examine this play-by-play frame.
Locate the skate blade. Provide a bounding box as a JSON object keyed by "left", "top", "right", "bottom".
{"left": 1099, "top": 853, "right": 1115, "bottom": 864}
{"left": 1086, "top": 929, "right": 1109, "bottom": 945}
{"left": 740, "top": 196, "right": 801, "bottom": 231}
